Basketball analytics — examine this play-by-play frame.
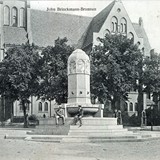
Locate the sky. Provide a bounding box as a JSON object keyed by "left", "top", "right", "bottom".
{"left": 30, "top": 0, "right": 160, "bottom": 53}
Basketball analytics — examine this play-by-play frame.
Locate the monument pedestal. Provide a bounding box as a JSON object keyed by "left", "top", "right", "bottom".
{"left": 36, "top": 117, "right": 153, "bottom": 142}
{"left": 61, "top": 117, "right": 136, "bottom": 142}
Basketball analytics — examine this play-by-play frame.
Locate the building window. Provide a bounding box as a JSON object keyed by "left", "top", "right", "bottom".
{"left": 111, "top": 16, "right": 118, "bottom": 32}
{"left": 137, "top": 41, "right": 141, "bottom": 46}
{"left": 19, "top": 104, "right": 23, "bottom": 111}
{"left": 12, "top": 7, "right": 18, "bottom": 27}
{"left": 25, "top": 103, "right": 29, "bottom": 111}
{"left": 135, "top": 103, "right": 138, "bottom": 111}
{"left": 44, "top": 102, "right": 48, "bottom": 112}
{"left": 4, "top": 6, "right": 10, "bottom": 26}
{"left": 129, "top": 102, "right": 133, "bottom": 111}
{"left": 117, "top": 8, "right": 121, "bottom": 13}
{"left": 19, "top": 102, "right": 29, "bottom": 111}
{"left": 120, "top": 18, "right": 127, "bottom": 33}
{"left": 124, "top": 102, "right": 128, "bottom": 111}
{"left": 128, "top": 32, "right": 134, "bottom": 42}
{"left": 103, "top": 29, "right": 110, "bottom": 37}
{"left": 111, "top": 22, "right": 114, "bottom": 32}
{"left": 38, "top": 102, "right": 42, "bottom": 112}
{"left": 20, "top": 8, "right": 25, "bottom": 27}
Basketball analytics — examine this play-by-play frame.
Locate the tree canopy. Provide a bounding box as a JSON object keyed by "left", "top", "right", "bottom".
{"left": 90, "top": 34, "right": 142, "bottom": 109}
{"left": 0, "top": 43, "right": 41, "bottom": 127}
{"left": 38, "top": 37, "right": 74, "bottom": 104}
{"left": 143, "top": 52, "right": 160, "bottom": 105}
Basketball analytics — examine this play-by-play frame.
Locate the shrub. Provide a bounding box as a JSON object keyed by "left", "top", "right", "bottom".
{"left": 122, "top": 112, "right": 141, "bottom": 126}
{"left": 28, "top": 114, "right": 39, "bottom": 125}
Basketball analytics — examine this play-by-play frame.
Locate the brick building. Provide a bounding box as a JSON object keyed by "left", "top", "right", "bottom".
{"left": 0, "top": 0, "right": 152, "bottom": 118}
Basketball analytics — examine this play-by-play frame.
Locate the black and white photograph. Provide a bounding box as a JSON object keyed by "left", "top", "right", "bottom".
{"left": 0, "top": 0, "right": 160, "bottom": 159}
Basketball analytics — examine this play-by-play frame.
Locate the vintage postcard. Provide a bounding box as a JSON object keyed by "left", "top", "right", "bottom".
{"left": 0, "top": 0, "right": 160, "bottom": 160}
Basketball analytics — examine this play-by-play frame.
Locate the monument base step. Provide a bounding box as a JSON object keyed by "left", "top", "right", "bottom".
{"left": 38, "top": 117, "right": 118, "bottom": 126}
{"left": 32, "top": 117, "right": 160, "bottom": 142}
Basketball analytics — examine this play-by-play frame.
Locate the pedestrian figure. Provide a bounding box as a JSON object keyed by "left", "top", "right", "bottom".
{"left": 55, "top": 106, "right": 65, "bottom": 125}
{"left": 114, "top": 109, "right": 118, "bottom": 118}
{"left": 117, "top": 110, "right": 122, "bottom": 125}
{"left": 73, "top": 105, "right": 83, "bottom": 127}
{"left": 141, "top": 110, "right": 147, "bottom": 127}
{"left": 43, "top": 114, "right": 46, "bottom": 118}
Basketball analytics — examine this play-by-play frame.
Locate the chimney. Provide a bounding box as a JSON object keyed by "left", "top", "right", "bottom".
{"left": 139, "top": 17, "right": 143, "bottom": 27}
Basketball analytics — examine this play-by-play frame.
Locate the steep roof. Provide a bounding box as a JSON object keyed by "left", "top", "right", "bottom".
{"left": 30, "top": 9, "right": 92, "bottom": 47}
{"left": 3, "top": 26, "right": 28, "bottom": 45}
{"left": 133, "top": 23, "right": 151, "bottom": 55}
{"left": 81, "top": 1, "right": 115, "bottom": 49}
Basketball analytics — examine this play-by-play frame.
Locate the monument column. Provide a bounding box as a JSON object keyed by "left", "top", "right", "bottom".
{"left": 66, "top": 49, "right": 102, "bottom": 117}
{"left": 68, "top": 49, "right": 91, "bottom": 105}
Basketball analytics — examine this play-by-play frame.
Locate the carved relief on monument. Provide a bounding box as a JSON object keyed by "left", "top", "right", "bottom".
{"left": 77, "top": 59, "right": 85, "bottom": 73}
{"left": 69, "top": 60, "right": 76, "bottom": 74}
{"left": 85, "top": 60, "right": 90, "bottom": 74}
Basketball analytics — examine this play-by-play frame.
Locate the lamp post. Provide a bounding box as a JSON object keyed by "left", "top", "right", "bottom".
{"left": 150, "top": 106, "right": 154, "bottom": 131}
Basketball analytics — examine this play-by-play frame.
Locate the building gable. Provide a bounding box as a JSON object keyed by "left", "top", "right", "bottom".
{"left": 81, "top": 0, "right": 115, "bottom": 50}
{"left": 81, "top": 0, "right": 151, "bottom": 56}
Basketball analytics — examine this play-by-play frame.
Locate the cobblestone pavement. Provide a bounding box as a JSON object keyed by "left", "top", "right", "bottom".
{"left": 0, "top": 129, "right": 160, "bottom": 160}
{"left": 0, "top": 138, "right": 160, "bottom": 160}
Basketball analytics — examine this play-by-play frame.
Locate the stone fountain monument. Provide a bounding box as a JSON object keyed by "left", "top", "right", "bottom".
{"left": 64, "top": 49, "right": 103, "bottom": 117}
{"left": 39, "top": 49, "right": 141, "bottom": 142}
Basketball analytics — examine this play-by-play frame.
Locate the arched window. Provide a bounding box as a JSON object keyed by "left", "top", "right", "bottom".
{"left": 19, "top": 104, "right": 23, "bottom": 111}
{"left": 12, "top": 7, "right": 18, "bottom": 27}
{"left": 111, "top": 16, "right": 118, "bottom": 32}
{"left": 137, "top": 41, "right": 141, "bottom": 46}
{"left": 19, "top": 102, "right": 29, "bottom": 111}
{"left": 103, "top": 29, "right": 110, "bottom": 37}
{"left": 20, "top": 8, "right": 25, "bottom": 27}
{"left": 44, "top": 102, "right": 48, "bottom": 112}
{"left": 120, "top": 18, "right": 127, "bottom": 33}
{"left": 135, "top": 103, "right": 138, "bottom": 111}
{"left": 129, "top": 102, "right": 133, "bottom": 111}
{"left": 25, "top": 103, "right": 29, "bottom": 111}
{"left": 128, "top": 32, "right": 134, "bottom": 42}
{"left": 4, "top": 6, "right": 10, "bottom": 25}
{"left": 124, "top": 102, "right": 128, "bottom": 111}
{"left": 38, "top": 102, "right": 42, "bottom": 112}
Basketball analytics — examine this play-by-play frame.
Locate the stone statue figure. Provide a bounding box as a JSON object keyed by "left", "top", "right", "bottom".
{"left": 85, "top": 60, "right": 90, "bottom": 74}
{"left": 69, "top": 60, "right": 76, "bottom": 74}
{"left": 77, "top": 59, "right": 85, "bottom": 73}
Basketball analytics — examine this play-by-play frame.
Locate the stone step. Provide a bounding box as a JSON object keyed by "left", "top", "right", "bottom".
{"left": 70, "top": 125, "right": 123, "bottom": 130}
{"left": 68, "top": 131, "right": 133, "bottom": 136}
{"left": 69, "top": 128, "right": 128, "bottom": 133}
{"left": 79, "top": 118, "right": 117, "bottom": 125}
{"left": 61, "top": 135, "right": 143, "bottom": 143}
{"left": 39, "top": 117, "right": 117, "bottom": 125}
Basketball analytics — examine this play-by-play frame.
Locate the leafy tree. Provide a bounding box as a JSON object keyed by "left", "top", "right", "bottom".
{"left": 90, "top": 34, "right": 142, "bottom": 110}
{"left": 38, "top": 37, "right": 74, "bottom": 104}
{"left": 143, "top": 52, "right": 160, "bottom": 106}
{"left": 0, "top": 43, "right": 41, "bottom": 127}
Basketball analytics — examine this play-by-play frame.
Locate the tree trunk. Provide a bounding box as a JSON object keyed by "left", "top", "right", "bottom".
{"left": 111, "top": 98, "right": 116, "bottom": 111}
{"left": 22, "top": 99, "right": 28, "bottom": 128}
{"left": 137, "top": 80, "right": 143, "bottom": 116}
